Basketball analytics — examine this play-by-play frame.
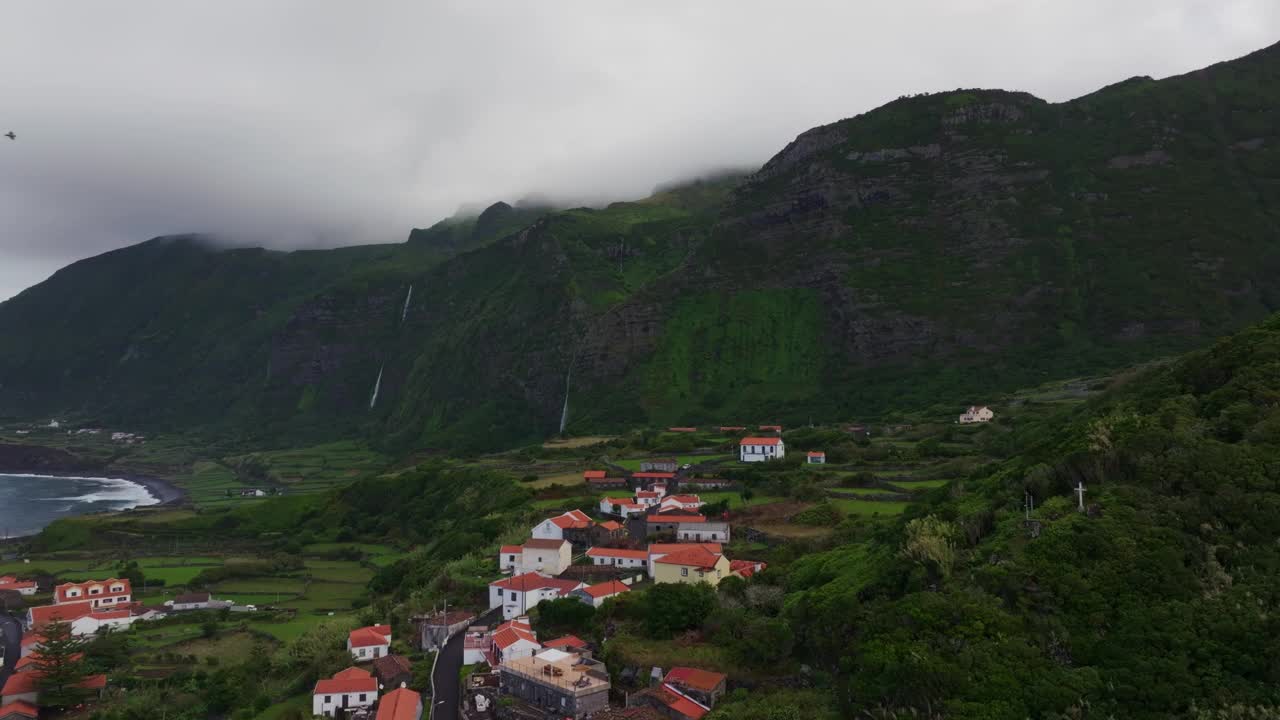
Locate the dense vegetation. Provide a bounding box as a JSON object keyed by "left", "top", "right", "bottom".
{"left": 3, "top": 43, "right": 1280, "bottom": 451}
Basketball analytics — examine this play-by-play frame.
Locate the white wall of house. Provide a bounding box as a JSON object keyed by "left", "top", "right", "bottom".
{"left": 590, "top": 555, "right": 647, "bottom": 569}
{"left": 497, "top": 638, "right": 542, "bottom": 664}
{"left": 521, "top": 544, "right": 571, "bottom": 575}
{"left": 348, "top": 642, "right": 390, "bottom": 662}
{"left": 677, "top": 524, "right": 730, "bottom": 543}
{"left": 312, "top": 689, "right": 376, "bottom": 718}
{"left": 531, "top": 520, "right": 564, "bottom": 540}
{"left": 739, "top": 441, "right": 784, "bottom": 462}
{"left": 70, "top": 614, "right": 136, "bottom": 636}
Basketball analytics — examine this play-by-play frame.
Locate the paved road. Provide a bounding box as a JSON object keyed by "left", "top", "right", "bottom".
{"left": 431, "top": 608, "right": 501, "bottom": 720}
{"left": 0, "top": 612, "right": 21, "bottom": 695}
{"left": 430, "top": 619, "right": 464, "bottom": 720}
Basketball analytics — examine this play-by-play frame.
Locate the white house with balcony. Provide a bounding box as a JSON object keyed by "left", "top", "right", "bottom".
{"left": 739, "top": 437, "right": 785, "bottom": 462}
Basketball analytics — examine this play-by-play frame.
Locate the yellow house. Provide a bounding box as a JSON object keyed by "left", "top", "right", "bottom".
{"left": 652, "top": 545, "right": 731, "bottom": 587}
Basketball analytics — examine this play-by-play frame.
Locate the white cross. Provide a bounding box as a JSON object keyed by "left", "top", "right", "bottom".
{"left": 1075, "top": 482, "right": 1086, "bottom": 512}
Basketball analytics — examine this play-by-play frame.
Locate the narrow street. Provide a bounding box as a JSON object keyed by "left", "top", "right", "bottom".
{"left": 0, "top": 612, "right": 21, "bottom": 696}
{"left": 429, "top": 621, "right": 463, "bottom": 720}
{"left": 431, "top": 607, "right": 500, "bottom": 720}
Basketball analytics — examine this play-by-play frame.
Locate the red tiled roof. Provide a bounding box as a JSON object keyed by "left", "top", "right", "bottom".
{"left": 549, "top": 509, "right": 593, "bottom": 529}
{"left": 587, "top": 547, "right": 648, "bottom": 560}
{"left": 666, "top": 494, "right": 701, "bottom": 504}
{"left": 348, "top": 625, "right": 392, "bottom": 648}
{"left": 3, "top": 672, "right": 105, "bottom": 697}
{"left": 652, "top": 685, "right": 709, "bottom": 720}
{"left": 0, "top": 580, "right": 35, "bottom": 591}
{"left": 54, "top": 578, "right": 131, "bottom": 604}
{"left": 522, "top": 538, "right": 569, "bottom": 550}
{"left": 14, "top": 651, "right": 84, "bottom": 673}
{"left": 373, "top": 653, "right": 413, "bottom": 679}
{"left": 807, "top": 450, "right": 825, "bottom": 456}
{"left": 492, "top": 623, "right": 538, "bottom": 650}
{"left": 664, "top": 666, "right": 727, "bottom": 692}
{"left": 30, "top": 600, "right": 94, "bottom": 626}
{"left": 20, "top": 632, "right": 45, "bottom": 648}
{"left": 636, "top": 491, "right": 659, "bottom": 499}
{"left": 583, "top": 470, "right": 607, "bottom": 479}
{"left": 653, "top": 546, "right": 723, "bottom": 570}
{"left": 596, "top": 520, "right": 623, "bottom": 531}
{"left": 740, "top": 437, "right": 781, "bottom": 445}
{"left": 0, "top": 700, "right": 39, "bottom": 719}
{"left": 489, "top": 572, "right": 581, "bottom": 594}
{"left": 646, "top": 513, "right": 706, "bottom": 523}
{"left": 633, "top": 472, "right": 675, "bottom": 479}
{"left": 729, "top": 560, "right": 767, "bottom": 578}
{"left": 542, "top": 634, "right": 589, "bottom": 650}
{"left": 376, "top": 688, "right": 422, "bottom": 720}
{"left": 581, "top": 580, "right": 630, "bottom": 598}
{"left": 648, "top": 543, "right": 721, "bottom": 556}
{"left": 500, "top": 545, "right": 522, "bottom": 554}
{"left": 758, "top": 425, "right": 782, "bottom": 432}
{"left": 314, "top": 667, "right": 377, "bottom": 695}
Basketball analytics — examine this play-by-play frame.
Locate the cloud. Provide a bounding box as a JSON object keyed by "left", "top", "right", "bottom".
{"left": 1, "top": 0, "right": 1277, "bottom": 299}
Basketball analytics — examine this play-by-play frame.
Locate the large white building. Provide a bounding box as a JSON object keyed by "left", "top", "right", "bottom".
{"left": 312, "top": 667, "right": 378, "bottom": 718}
{"left": 498, "top": 539, "right": 572, "bottom": 576}
{"left": 488, "top": 573, "right": 584, "bottom": 620}
{"left": 739, "top": 437, "right": 784, "bottom": 462}
{"left": 531, "top": 510, "right": 592, "bottom": 541}
{"left": 959, "top": 405, "right": 994, "bottom": 424}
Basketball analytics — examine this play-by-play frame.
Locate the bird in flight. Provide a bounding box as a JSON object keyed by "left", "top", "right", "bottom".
{"left": 3, "top": 132, "right": 14, "bottom": 140}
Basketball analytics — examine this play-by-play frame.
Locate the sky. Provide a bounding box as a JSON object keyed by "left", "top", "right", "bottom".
{"left": 1, "top": 1, "right": 1278, "bottom": 301}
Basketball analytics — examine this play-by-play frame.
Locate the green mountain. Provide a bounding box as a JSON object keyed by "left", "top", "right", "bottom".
{"left": 2, "top": 42, "right": 1279, "bottom": 450}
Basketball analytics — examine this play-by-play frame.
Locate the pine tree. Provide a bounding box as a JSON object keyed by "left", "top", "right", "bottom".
{"left": 34, "top": 620, "right": 92, "bottom": 708}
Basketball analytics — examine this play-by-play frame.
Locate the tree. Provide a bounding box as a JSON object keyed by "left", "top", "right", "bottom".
{"left": 641, "top": 583, "right": 717, "bottom": 638}
{"left": 34, "top": 620, "right": 91, "bottom": 708}
{"left": 287, "top": 619, "right": 355, "bottom": 682}
{"left": 899, "top": 515, "right": 957, "bottom": 582}
{"left": 532, "top": 597, "right": 595, "bottom": 638}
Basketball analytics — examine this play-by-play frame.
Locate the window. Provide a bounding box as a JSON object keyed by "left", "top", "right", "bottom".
{"left": 325, "top": 695, "right": 332, "bottom": 703}
{"left": 508, "top": 555, "right": 515, "bottom": 562}
{"left": 510, "top": 591, "right": 517, "bottom": 601}
{"left": 360, "top": 694, "right": 367, "bottom": 702}
{"left": 681, "top": 568, "right": 689, "bottom": 577}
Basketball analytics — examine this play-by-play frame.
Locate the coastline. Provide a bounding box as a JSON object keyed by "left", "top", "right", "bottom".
{"left": 0, "top": 470, "right": 187, "bottom": 507}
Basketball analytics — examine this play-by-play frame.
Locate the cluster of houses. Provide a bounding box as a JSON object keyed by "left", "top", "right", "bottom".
{"left": 0, "top": 579, "right": 246, "bottom": 712}
{"left": 452, "top": 461, "right": 765, "bottom": 719}
{"left": 309, "top": 623, "right": 424, "bottom": 719}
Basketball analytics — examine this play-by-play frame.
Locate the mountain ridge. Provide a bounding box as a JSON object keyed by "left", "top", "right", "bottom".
{"left": 2, "top": 41, "right": 1279, "bottom": 451}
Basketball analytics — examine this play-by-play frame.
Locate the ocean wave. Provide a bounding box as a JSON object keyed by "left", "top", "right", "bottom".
{"left": 18, "top": 474, "right": 161, "bottom": 510}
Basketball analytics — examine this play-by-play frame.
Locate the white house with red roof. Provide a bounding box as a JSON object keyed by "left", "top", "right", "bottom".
{"left": 652, "top": 546, "right": 731, "bottom": 587}
{"left": 806, "top": 451, "right": 826, "bottom": 464}
{"left": 583, "top": 470, "right": 607, "bottom": 481}
{"left": 488, "top": 573, "right": 583, "bottom": 620}
{"left": 635, "top": 489, "right": 662, "bottom": 507}
{"left": 664, "top": 666, "right": 728, "bottom": 708}
{"left": 347, "top": 624, "right": 392, "bottom": 661}
{"left": 312, "top": 666, "right": 378, "bottom": 717}
{"left": 585, "top": 546, "right": 648, "bottom": 570}
{"left": 542, "top": 634, "right": 589, "bottom": 653}
{"left": 633, "top": 472, "right": 674, "bottom": 486}
{"left": 54, "top": 578, "right": 131, "bottom": 608}
{"left": 490, "top": 617, "right": 541, "bottom": 664}
{"left": 498, "top": 538, "right": 572, "bottom": 575}
{"left": 531, "top": 509, "right": 592, "bottom": 541}
{"left": 598, "top": 497, "right": 646, "bottom": 518}
{"left": 0, "top": 576, "right": 36, "bottom": 596}
{"left": 27, "top": 600, "right": 136, "bottom": 636}
{"left": 676, "top": 521, "right": 730, "bottom": 543}
{"left": 647, "top": 543, "right": 722, "bottom": 578}
{"left": 659, "top": 494, "right": 704, "bottom": 513}
{"left": 570, "top": 579, "right": 631, "bottom": 608}
{"left": 739, "top": 436, "right": 784, "bottom": 462}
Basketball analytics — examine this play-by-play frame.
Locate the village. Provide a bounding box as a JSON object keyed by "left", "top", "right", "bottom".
{"left": 0, "top": 407, "right": 1003, "bottom": 720}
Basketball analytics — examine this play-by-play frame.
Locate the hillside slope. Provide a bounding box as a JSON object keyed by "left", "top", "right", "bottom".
{"left": 1, "top": 43, "right": 1279, "bottom": 449}
{"left": 770, "top": 311, "right": 1280, "bottom": 718}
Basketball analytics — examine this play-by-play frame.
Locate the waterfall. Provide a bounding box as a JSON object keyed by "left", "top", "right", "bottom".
{"left": 401, "top": 284, "right": 413, "bottom": 323}
{"left": 558, "top": 365, "right": 571, "bottom": 434}
{"left": 368, "top": 364, "right": 384, "bottom": 409}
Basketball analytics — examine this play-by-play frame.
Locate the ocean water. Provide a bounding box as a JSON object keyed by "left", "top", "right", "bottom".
{"left": 0, "top": 473, "right": 159, "bottom": 537}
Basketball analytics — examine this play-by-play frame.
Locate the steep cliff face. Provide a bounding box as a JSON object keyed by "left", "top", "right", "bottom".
{"left": 2, "top": 43, "right": 1279, "bottom": 450}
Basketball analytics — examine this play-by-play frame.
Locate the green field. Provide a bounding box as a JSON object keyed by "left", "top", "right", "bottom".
{"left": 888, "top": 479, "right": 950, "bottom": 490}
{"left": 612, "top": 454, "right": 729, "bottom": 471}
{"left": 830, "top": 498, "right": 911, "bottom": 516}
{"left": 698, "top": 491, "right": 782, "bottom": 509}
